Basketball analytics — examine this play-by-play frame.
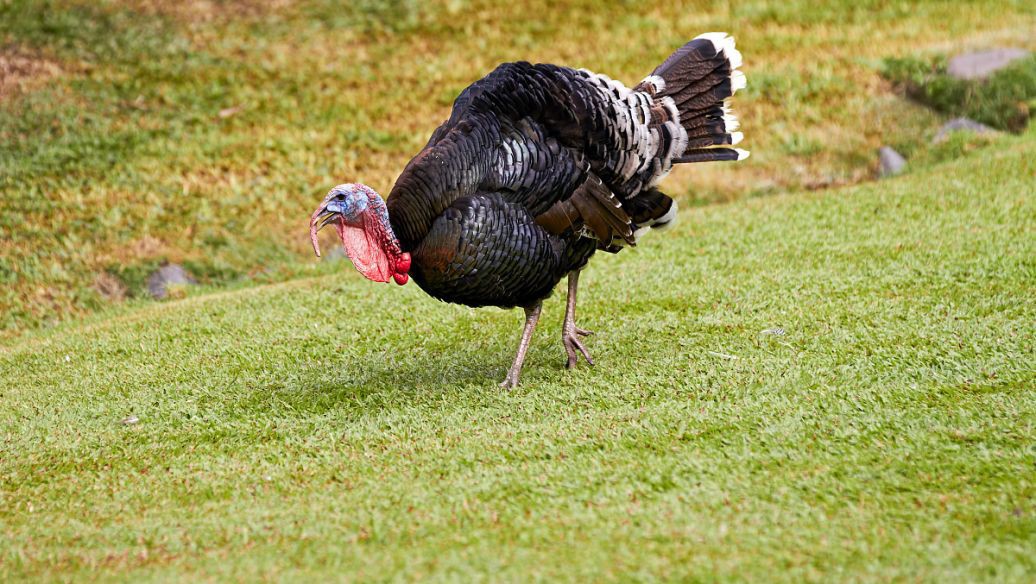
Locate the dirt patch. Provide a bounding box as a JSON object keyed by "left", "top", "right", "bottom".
{"left": 129, "top": 236, "right": 165, "bottom": 258}
{"left": 0, "top": 46, "right": 62, "bottom": 98}
{"left": 94, "top": 272, "right": 128, "bottom": 302}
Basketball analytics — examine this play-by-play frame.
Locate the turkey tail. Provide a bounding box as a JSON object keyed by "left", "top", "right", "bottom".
{"left": 638, "top": 32, "right": 749, "bottom": 164}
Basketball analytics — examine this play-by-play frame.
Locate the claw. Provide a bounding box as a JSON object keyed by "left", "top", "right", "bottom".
{"left": 563, "top": 329, "right": 594, "bottom": 369}
{"left": 561, "top": 270, "right": 593, "bottom": 370}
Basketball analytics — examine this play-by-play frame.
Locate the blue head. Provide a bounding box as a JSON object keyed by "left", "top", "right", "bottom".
{"left": 309, "top": 183, "right": 410, "bottom": 284}
{"left": 317, "top": 183, "right": 371, "bottom": 224}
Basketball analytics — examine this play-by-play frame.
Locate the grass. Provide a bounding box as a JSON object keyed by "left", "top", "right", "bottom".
{"left": 2, "top": 123, "right": 1034, "bottom": 581}
{"left": 883, "top": 53, "right": 1036, "bottom": 132}
{"left": 3, "top": 1, "right": 1035, "bottom": 580}
{"left": 2, "top": 0, "right": 1035, "bottom": 336}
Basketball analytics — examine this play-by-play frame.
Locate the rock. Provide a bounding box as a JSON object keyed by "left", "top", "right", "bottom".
{"left": 933, "top": 117, "right": 997, "bottom": 143}
{"left": 146, "top": 263, "right": 196, "bottom": 299}
{"left": 947, "top": 48, "right": 1030, "bottom": 81}
{"left": 878, "top": 146, "right": 907, "bottom": 177}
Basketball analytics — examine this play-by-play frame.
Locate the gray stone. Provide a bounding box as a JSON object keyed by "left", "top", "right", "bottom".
{"left": 933, "top": 117, "right": 998, "bottom": 143}
{"left": 947, "top": 48, "right": 1030, "bottom": 80}
{"left": 878, "top": 146, "right": 907, "bottom": 177}
{"left": 146, "top": 263, "right": 196, "bottom": 299}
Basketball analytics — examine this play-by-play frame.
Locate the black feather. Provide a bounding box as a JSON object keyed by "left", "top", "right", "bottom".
{"left": 674, "top": 148, "right": 742, "bottom": 164}
{"left": 382, "top": 36, "right": 744, "bottom": 310}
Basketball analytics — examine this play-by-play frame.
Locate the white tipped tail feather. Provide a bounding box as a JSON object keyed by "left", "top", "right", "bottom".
{"left": 731, "top": 70, "right": 747, "bottom": 93}
{"left": 575, "top": 32, "right": 750, "bottom": 252}
{"left": 639, "top": 32, "right": 749, "bottom": 165}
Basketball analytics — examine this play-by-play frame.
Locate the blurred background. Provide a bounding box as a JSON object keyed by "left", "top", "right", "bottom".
{"left": 2, "top": 0, "right": 1034, "bottom": 338}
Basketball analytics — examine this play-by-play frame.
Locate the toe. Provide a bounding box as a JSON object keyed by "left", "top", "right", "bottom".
{"left": 576, "top": 340, "right": 594, "bottom": 366}
{"left": 563, "top": 334, "right": 594, "bottom": 368}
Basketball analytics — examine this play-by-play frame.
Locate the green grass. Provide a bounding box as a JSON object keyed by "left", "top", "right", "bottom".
{"left": 3, "top": 1, "right": 1035, "bottom": 579}
{"left": 3, "top": 0, "right": 1035, "bottom": 336}
{"left": 883, "top": 53, "right": 1036, "bottom": 132}
{"left": 2, "top": 128, "right": 1034, "bottom": 581}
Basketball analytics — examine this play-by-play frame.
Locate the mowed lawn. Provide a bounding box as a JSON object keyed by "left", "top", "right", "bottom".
{"left": 2, "top": 132, "right": 1033, "bottom": 581}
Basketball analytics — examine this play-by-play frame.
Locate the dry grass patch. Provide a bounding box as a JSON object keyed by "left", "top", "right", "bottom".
{"left": 93, "top": 271, "right": 128, "bottom": 301}
{"left": 115, "top": 0, "right": 297, "bottom": 24}
{"left": 0, "top": 44, "right": 62, "bottom": 97}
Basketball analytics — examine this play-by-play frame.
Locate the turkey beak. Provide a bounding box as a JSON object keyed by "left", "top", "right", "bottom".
{"left": 309, "top": 203, "right": 342, "bottom": 258}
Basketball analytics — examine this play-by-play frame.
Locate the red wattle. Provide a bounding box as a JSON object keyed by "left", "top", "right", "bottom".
{"left": 336, "top": 214, "right": 393, "bottom": 283}
{"left": 393, "top": 272, "right": 409, "bottom": 285}
{"left": 396, "top": 252, "right": 412, "bottom": 274}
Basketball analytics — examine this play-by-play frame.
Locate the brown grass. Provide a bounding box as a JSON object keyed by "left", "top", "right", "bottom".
{"left": 93, "top": 271, "right": 128, "bottom": 301}
{"left": 0, "top": 45, "right": 63, "bottom": 97}
{"left": 114, "top": 0, "right": 296, "bottom": 23}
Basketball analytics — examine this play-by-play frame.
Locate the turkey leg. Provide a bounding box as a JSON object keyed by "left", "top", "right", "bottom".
{"left": 562, "top": 270, "right": 595, "bottom": 369}
{"left": 500, "top": 302, "right": 543, "bottom": 388}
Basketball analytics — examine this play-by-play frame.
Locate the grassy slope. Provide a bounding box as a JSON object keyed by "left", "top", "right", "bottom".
{"left": 2, "top": 131, "right": 1033, "bottom": 581}
{"left": 3, "top": 0, "right": 1035, "bottom": 336}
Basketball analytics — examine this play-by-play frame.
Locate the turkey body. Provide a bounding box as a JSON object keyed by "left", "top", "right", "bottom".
{"left": 385, "top": 35, "right": 747, "bottom": 310}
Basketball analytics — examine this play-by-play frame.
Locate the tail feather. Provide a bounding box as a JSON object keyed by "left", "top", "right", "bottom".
{"left": 642, "top": 32, "right": 748, "bottom": 163}
{"left": 674, "top": 147, "right": 749, "bottom": 164}
{"left": 549, "top": 33, "right": 748, "bottom": 255}
{"left": 687, "top": 130, "right": 743, "bottom": 150}
{"left": 624, "top": 188, "right": 676, "bottom": 230}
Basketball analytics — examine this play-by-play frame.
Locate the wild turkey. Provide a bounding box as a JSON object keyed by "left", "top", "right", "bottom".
{"left": 309, "top": 33, "right": 748, "bottom": 387}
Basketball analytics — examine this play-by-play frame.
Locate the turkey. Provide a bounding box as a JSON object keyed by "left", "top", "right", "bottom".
{"left": 309, "top": 33, "right": 748, "bottom": 387}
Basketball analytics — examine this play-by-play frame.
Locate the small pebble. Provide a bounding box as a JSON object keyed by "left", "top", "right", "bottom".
{"left": 878, "top": 146, "right": 907, "bottom": 177}
{"left": 147, "top": 263, "right": 197, "bottom": 300}
{"left": 933, "top": 117, "right": 997, "bottom": 144}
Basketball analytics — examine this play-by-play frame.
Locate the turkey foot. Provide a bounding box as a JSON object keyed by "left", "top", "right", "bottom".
{"left": 563, "top": 324, "right": 594, "bottom": 369}
{"left": 500, "top": 302, "right": 542, "bottom": 389}
{"left": 562, "top": 270, "right": 595, "bottom": 369}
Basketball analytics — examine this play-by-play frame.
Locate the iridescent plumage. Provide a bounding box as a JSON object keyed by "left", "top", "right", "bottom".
{"left": 312, "top": 33, "right": 749, "bottom": 386}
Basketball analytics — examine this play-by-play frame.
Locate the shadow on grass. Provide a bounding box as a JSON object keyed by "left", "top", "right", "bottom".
{"left": 233, "top": 344, "right": 516, "bottom": 419}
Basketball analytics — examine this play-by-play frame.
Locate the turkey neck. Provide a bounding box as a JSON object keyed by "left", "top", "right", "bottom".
{"left": 364, "top": 189, "right": 404, "bottom": 257}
